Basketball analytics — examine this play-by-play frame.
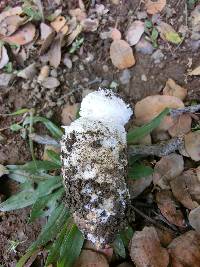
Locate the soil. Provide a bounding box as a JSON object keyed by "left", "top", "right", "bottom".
{"left": 0, "top": 0, "right": 200, "bottom": 266}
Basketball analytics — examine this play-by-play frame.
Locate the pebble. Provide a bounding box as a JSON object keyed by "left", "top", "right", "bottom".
{"left": 0, "top": 73, "right": 14, "bottom": 87}
{"left": 135, "top": 38, "right": 154, "bottom": 55}
{"left": 141, "top": 74, "right": 147, "bottom": 81}
{"left": 42, "top": 77, "right": 60, "bottom": 89}
{"left": 102, "top": 65, "right": 109, "bottom": 72}
{"left": 151, "top": 49, "right": 164, "bottom": 64}
{"left": 22, "top": 82, "right": 30, "bottom": 90}
{"left": 63, "top": 54, "right": 72, "bottom": 69}
{"left": 50, "top": 69, "right": 58, "bottom": 78}
{"left": 119, "top": 69, "right": 131, "bottom": 84}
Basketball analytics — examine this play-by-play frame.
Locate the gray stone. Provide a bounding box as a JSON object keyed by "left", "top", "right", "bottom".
{"left": 135, "top": 38, "right": 154, "bottom": 55}
{"left": 0, "top": 73, "right": 14, "bottom": 87}
{"left": 119, "top": 69, "right": 131, "bottom": 84}
{"left": 151, "top": 49, "right": 164, "bottom": 64}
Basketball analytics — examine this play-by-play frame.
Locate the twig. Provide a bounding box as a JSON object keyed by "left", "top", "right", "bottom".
{"left": 128, "top": 136, "right": 183, "bottom": 157}
{"left": 131, "top": 205, "right": 175, "bottom": 234}
{"left": 170, "top": 104, "right": 200, "bottom": 117}
{"left": 29, "top": 133, "right": 60, "bottom": 147}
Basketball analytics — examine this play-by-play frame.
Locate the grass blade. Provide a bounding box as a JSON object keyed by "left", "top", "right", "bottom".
{"left": 127, "top": 108, "right": 169, "bottom": 144}
{"left": 20, "top": 160, "right": 60, "bottom": 173}
{"left": 46, "top": 150, "right": 61, "bottom": 166}
{"left": 57, "top": 223, "right": 84, "bottom": 267}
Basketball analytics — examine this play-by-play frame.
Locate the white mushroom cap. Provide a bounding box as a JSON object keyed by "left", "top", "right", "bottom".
{"left": 80, "top": 89, "right": 133, "bottom": 126}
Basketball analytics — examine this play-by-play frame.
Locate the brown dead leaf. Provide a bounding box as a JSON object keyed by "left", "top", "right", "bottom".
{"left": 188, "top": 65, "right": 200, "bottom": 76}
{"left": 125, "top": 21, "right": 145, "bottom": 46}
{"left": 156, "top": 190, "right": 185, "bottom": 227}
{"left": 155, "top": 227, "right": 174, "bottom": 247}
{"left": 110, "top": 39, "right": 135, "bottom": 69}
{"left": 163, "top": 78, "right": 187, "bottom": 100}
{"left": 170, "top": 169, "right": 200, "bottom": 210}
{"left": 197, "top": 166, "right": 200, "bottom": 181}
{"left": 84, "top": 241, "right": 113, "bottom": 262}
{"left": 1, "top": 23, "right": 36, "bottom": 45}
{"left": 145, "top": 0, "right": 166, "bottom": 15}
{"left": 17, "top": 63, "right": 37, "bottom": 80}
{"left": 50, "top": 16, "right": 66, "bottom": 33}
{"left": 37, "top": 65, "right": 50, "bottom": 83}
{"left": 134, "top": 95, "right": 184, "bottom": 127}
{"left": 168, "top": 231, "right": 200, "bottom": 267}
{"left": 157, "top": 22, "right": 182, "bottom": 44}
{"left": 130, "top": 227, "right": 169, "bottom": 267}
{"left": 0, "top": 15, "right": 27, "bottom": 36}
{"left": 40, "top": 23, "right": 53, "bottom": 40}
{"left": 189, "top": 206, "right": 200, "bottom": 233}
{"left": 48, "top": 33, "right": 63, "bottom": 68}
{"left": 0, "top": 45, "right": 9, "bottom": 69}
{"left": 168, "top": 114, "right": 192, "bottom": 137}
{"left": 185, "top": 131, "right": 200, "bottom": 161}
{"left": 153, "top": 153, "right": 184, "bottom": 189}
{"left": 74, "top": 250, "right": 109, "bottom": 267}
{"left": 0, "top": 6, "right": 23, "bottom": 23}
{"left": 61, "top": 103, "right": 80, "bottom": 125}
{"left": 67, "top": 24, "right": 82, "bottom": 46}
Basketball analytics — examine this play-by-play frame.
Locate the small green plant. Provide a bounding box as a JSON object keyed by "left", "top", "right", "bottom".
{"left": 187, "top": 0, "right": 198, "bottom": 9}
{"left": 0, "top": 108, "right": 169, "bottom": 265}
{"left": 145, "top": 20, "right": 159, "bottom": 48}
{"left": 69, "top": 37, "right": 84, "bottom": 54}
{"left": 7, "top": 239, "right": 26, "bottom": 254}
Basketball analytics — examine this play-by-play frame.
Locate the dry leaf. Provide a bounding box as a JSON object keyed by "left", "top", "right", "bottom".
{"left": 189, "top": 206, "right": 200, "bottom": 233}
{"left": 170, "top": 169, "right": 200, "bottom": 210}
{"left": 168, "top": 231, "right": 200, "bottom": 267}
{"left": 0, "top": 15, "right": 27, "bottom": 36}
{"left": 48, "top": 33, "right": 63, "bottom": 68}
{"left": 74, "top": 250, "right": 109, "bottom": 267}
{"left": 110, "top": 28, "right": 121, "bottom": 41}
{"left": 50, "top": 16, "right": 66, "bottom": 33}
{"left": 67, "top": 24, "right": 82, "bottom": 46}
{"left": 168, "top": 114, "right": 192, "bottom": 137}
{"left": 163, "top": 78, "right": 187, "bottom": 100}
{"left": 1, "top": 23, "right": 36, "bottom": 45}
{"left": 153, "top": 153, "right": 184, "bottom": 189}
{"left": 156, "top": 190, "right": 185, "bottom": 227}
{"left": 37, "top": 65, "right": 50, "bottom": 83}
{"left": 134, "top": 95, "right": 184, "bottom": 126}
{"left": 41, "top": 77, "right": 60, "bottom": 89}
{"left": 40, "top": 31, "right": 55, "bottom": 55}
{"left": 189, "top": 65, "right": 200, "bottom": 76}
{"left": 0, "top": 45, "right": 9, "bottom": 69}
{"left": 130, "top": 227, "right": 169, "bottom": 267}
{"left": 155, "top": 228, "right": 174, "bottom": 247}
{"left": 69, "top": 8, "right": 87, "bottom": 22}
{"left": 0, "top": 6, "right": 23, "bottom": 23}
{"left": 17, "top": 63, "right": 37, "bottom": 80}
{"left": 197, "top": 166, "right": 200, "bottom": 181}
{"left": 81, "top": 18, "right": 99, "bottom": 32}
{"left": 127, "top": 175, "right": 153, "bottom": 199}
{"left": 110, "top": 39, "right": 135, "bottom": 69}
{"left": 40, "top": 22, "right": 53, "bottom": 40}
{"left": 145, "top": 0, "right": 166, "bottom": 15}
{"left": 84, "top": 241, "right": 113, "bottom": 262}
{"left": 125, "top": 21, "right": 145, "bottom": 46}
{"left": 157, "top": 22, "right": 182, "bottom": 44}
{"left": 61, "top": 103, "right": 80, "bottom": 125}
{"left": 185, "top": 131, "right": 200, "bottom": 161}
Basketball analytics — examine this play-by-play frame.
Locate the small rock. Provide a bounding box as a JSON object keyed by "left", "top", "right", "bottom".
{"left": 74, "top": 250, "right": 109, "bottom": 267}
{"left": 50, "top": 69, "right": 58, "bottom": 78}
{"left": 135, "top": 38, "right": 154, "bottom": 54}
{"left": 141, "top": 74, "right": 147, "bottom": 81}
{"left": 126, "top": 21, "right": 145, "bottom": 46}
{"left": 163, "top": 78, "right": 187, "bottom": 101}
{"left": 185, "top": 131, "right": 200, "bottom": 161}
{"left": 102, "top": 65, "right": 109, "bottom": 72}
{"left": 42, "top": 77, "right": 60, "bottom": 89}
{"left": 81, "top": 18, "right": 99, "bottom": 32}
{"left": 0, "top": 73, "right": 14, "bottom": 87}
{"left": 189, "top": 206, "right": 200, "bottom": 232}
{"left": 151, "top": 49, "right": 164, "bottom": 64}
{"left": 119, "top": 69, "right": 131, "bottom": 84}
{"left": 61, "top": 103, "right": 80, "bottom": 125}
{"left": 38, "top": 65, "right": 50, "bottom": 83}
